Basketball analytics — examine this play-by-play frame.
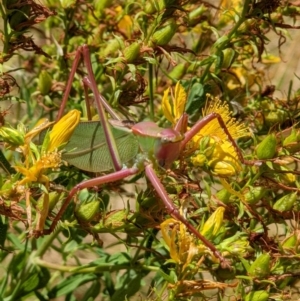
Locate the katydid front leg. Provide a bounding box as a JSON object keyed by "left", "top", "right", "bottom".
{"left": 144, "top": 164, "right": 230, "bottom": 268}
{"left": 181, "top": 112, "right": 262, "bottom": 166}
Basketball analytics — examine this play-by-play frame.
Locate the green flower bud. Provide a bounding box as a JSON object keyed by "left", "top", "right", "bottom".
{"left": 168, "top": 63, "right": 186, "bottom": 82}
{"left": 188, "top": 5, "right": 206, "bottom": 25}
{"left": 273, "top": 192, "right": 297, "bottom": 212}
{"left": 93, "top": 210, "right": 138, "bottom": 233}
{"left": 0, "top": 126, "right": 25, "bottom": 147}
{"left": 152, "top": 19, "right": 177, "bottom": 46}
{"left": 256, "top": 134, "right": 277, "bottom": 159}
{"left": 48, "top": 191, "right": 63, "bottom": 212}
{"left": 245, "top": 290, "right": 269, "bottom": 301}
{"left": 264, "top": 110, "right": 288, "bottom": 126}
{"left": 216, "top": 188, "right": 231, "bottom": 204}
{"left": 283, "top": 128, "right": 299, "bottom": 145}
{"left": 248, "top": 253, "right": 271, "bottom": 279}
{"left": 244, "top": 186, "right": 266, "bottom": 205}
{"left": 219, "top": 233, "right": 251, "bottom": 256}
{"left": 144, "top": 0, "right": 161, "bottom": 13}
{"left": 281, "top": 232, "right": 299, "bottom": 251}
{"left": 123, "top": 42, "right": 141, "bottom": 63}
{"left": 94, "top": 0, "right": 112, "bottom": 15}
{"left": 38, "top": 71, "right": 52, "bottom": 95}
{"left": 222, "top": 48, "right": 236, "bottom": 69}
{"left": 1, "top": 179, "right": 16, "bottom": 199}
{"left": 60, "top": 0, "right": 76, "bottom": 8}
{"left": 283, "top": 128, "right": 300, "bottom": 153}
{"left": 102, "top": 39, "right": 123, "bottom": 57}
{"left": 76, "top": 199, "right": 100, "bottom": 222}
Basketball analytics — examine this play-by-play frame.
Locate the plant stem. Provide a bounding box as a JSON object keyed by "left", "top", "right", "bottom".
{"left": 34, "top": 224, "right": 61, "bottom": 258}
{"left": 34, "top": 257, "right": 160, "bottom": 274}
{"left": 148, "top": 63, "right": 155, "bottom": 120}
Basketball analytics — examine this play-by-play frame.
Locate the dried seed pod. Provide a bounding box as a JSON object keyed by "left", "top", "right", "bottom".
{"left": 7, "top": 1, "right": 31, "bottom": 31}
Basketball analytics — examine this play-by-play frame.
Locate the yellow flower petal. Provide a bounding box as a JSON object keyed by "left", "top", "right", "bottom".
{"left": 162, "top": 83, "right": 187, "bottom": 125}
{"left": 174, "top": 81, "right": 186, "bottom": 121}
{"left": 25, "top": 118, "right": 54, "bottom": 145}
{"left": 162, "top": 87, "right": 173, "bottom": 124}
{"left": 201, "top": 207, "right": 225, "bottom": 238}
{"left": 47, "top": 109, "right": 81, "bottom": 152}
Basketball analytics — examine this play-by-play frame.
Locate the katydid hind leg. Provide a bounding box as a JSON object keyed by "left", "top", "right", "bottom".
{"left": 144, "top": 164, "right": 230, "bottom": 268}
{"left": 58, "top": 45, "right": 124, "bottom": 172}
{"left": 82, "top": 45, "right": 123, "bottom": 171}
{"left": 40, "top": 167, "right": 139, "bottom": 235}
{"left": 56, "top": 47, "right": 83, "bottom": 121}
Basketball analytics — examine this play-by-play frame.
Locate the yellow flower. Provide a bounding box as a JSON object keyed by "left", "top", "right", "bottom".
{"left": 47, "top": 109, "right": 81, "bottom": 152}
{"left": 115, "top": 6, "right": 133, "bottom": 38}
{"left": 162, "top": 82, "right": 186, "bottom": 126}
{"left": 15, "top": 152, "right": 61, "bottom": 185}
{"left": 191, "top": 138, "right": 242, "bottom": 176}
{"left": 161, "top": 83, "right": 249, "bottom": 177}
{"left": 189, "top": 95, "right": 249, "bottom": 176}
{"left": 196, "top": 96, "right": 248, "bottom": 143}
{"left": 161, "top": 218, "right": 203, "bottom": 271}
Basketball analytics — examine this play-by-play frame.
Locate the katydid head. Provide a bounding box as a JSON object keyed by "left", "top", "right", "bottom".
{"left": 154, "top": 128, "right": 183, "bottom": 168}
{"left": 132, "top": 122, "right": 183, "bottom": 168}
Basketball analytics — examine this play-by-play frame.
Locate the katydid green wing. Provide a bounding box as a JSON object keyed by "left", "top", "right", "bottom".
{"left": 62, "top": 121, "right": 139, "bottom": 172}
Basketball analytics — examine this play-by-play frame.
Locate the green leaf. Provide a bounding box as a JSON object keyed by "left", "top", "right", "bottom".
{"left": 48, "top": 274, "right": 97, "bottom": 298}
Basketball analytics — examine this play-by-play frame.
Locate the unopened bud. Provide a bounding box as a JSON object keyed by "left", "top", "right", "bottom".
{"left": 47, "top": 109, "right": 80, "bottom": 152}
{"left": 0, "top": 126, "right": 24, "bottom": 146}
{"left": 273, "top": 192, "right": 297, "bottom": 212}
{"left": 245, "top": 290, "right": 269, "bottom": 301}
{"left": 123, "top": 42, "right": 141, "bottom": 63}
{"left": 244, "top": 186, "right": 266, "bottom": 205}
{"left": 201, "top": 207, "right": 224, "bottom": 239}
{"left": 248, "top": 253, "right": 271, "bottom": 279}
{"left": 38, "top": 71, "right": 52, "bottom": 95}
{"left": 152, "top": 19, "right": 177, "bottom": 46}
{"left": 76, "top": 198, "right": 100, "bottom": 222}
{"left": 256, "top": 134, "right": 277, "bottom": 159}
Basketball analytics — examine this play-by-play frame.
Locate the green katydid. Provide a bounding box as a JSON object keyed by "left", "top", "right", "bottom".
{"left": 39, "top": 45, "right": 257, "bottom": 268}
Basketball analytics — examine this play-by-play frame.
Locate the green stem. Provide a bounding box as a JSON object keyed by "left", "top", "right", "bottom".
{"left": 34, "top": 257, "right": 160, "bottom": 274}
{"left": 148, "top": 63, "right": 154, "bottom": 120}
{"left": 0, "top": 2, "right": 10, "bottom": 56}
{"left": 227, "top": 0, "right": 251, "bottom": 40}
{"left": 34, "top": 224, "right": 61, "bottom": 258}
